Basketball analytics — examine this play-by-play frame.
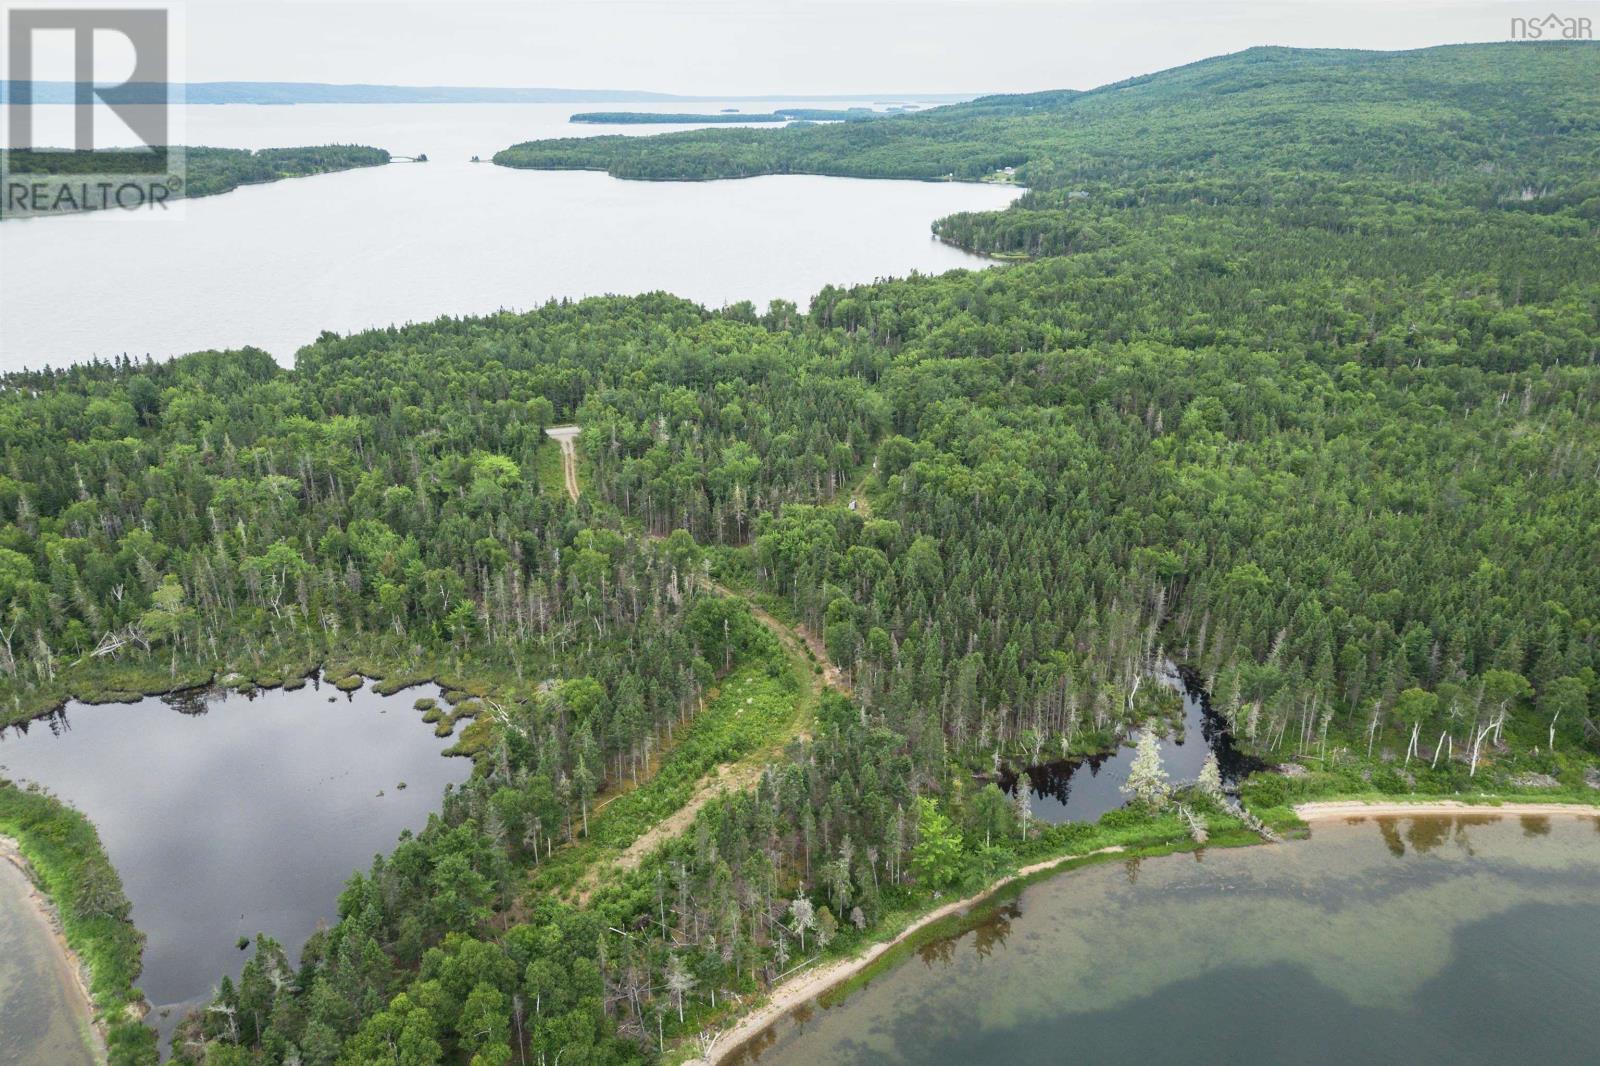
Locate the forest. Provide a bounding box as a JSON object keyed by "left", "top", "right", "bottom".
{"left": 569, "top": 109, "right": 885, "bottom": 124}
{"left": 1, "top": 40, "right": 1597, "bottom": 1066}
{"left": 0, "top": 144, "right": 390, "bottom": 217}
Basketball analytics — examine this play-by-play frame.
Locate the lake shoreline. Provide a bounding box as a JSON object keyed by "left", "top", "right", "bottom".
{"left": 3, "top": 678, "right": 471, "bottom": 1031}
{"left": 687, "top": 795, "right": 1600, "bottom": 1066}
{"left": 0, "top": 833, "right": 108, "bottom": 1064}
{"left": 1295, "top": 799, "right": 1600, "bottom": 822}
{"left": 685, "top": 844, "right": 1129, "bottom": 1066}
{"left": 1, "top": 661, "right": 481, "bottom": 751}
{"left": 710, "top": 813, "right": 1600, "bottom": 1066}
{"left": 0, "top": 145, "right": 390, "bottom": 223}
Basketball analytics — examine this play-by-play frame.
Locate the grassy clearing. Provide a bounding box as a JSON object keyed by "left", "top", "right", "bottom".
{"left": 533, "top": 437, "right": 569, "bottom": 497}
{"left": 533, "top": 435, "right": 585, "bottom": 499}
{"left": 527, "top": 656, "right": 803, "bottom": 899}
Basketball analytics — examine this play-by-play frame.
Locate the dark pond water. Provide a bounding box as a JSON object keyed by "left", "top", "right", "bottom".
{"left": 0, "top": 677, "right": 471, "bottom": 1037}
{"left": 1000, "top": 666, "right": 1260, "bottom": 824}
{"left": 731, "top": 812, "right": 1600, "bottom": 1066}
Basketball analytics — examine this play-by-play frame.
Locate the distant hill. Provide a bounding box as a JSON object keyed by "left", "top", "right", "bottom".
{"left": 0, "top": 144, "right": 389, "bottom": 218}
{"left": 493, "top": 42, "right": 1599, "bottom": 193}
{"left": 570, "top": 107, "right": 894, "bottom": 124}
{"left": 0, "top": 81, "right": 976, "bottom": 105}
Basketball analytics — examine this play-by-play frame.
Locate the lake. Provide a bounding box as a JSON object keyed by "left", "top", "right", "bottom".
{"left": 0, "top": 849, "right": 99, "bottom": 1066}
{"left": 0, "top": 678, "right": 471, "bottom": 1038}
{"left": 0, "top": 101, "right": 1018, "bottom": 371}
{"left": 730, "top": 812, "right": 1600, "bottom": 1066}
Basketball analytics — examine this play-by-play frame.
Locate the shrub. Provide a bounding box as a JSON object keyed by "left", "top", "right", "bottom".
{"left": 1240, "top": 772, "right": 1288, "bottom": 809}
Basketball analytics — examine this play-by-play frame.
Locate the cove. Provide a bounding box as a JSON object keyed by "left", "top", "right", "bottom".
{"left": 0, "top": 100, "right": 1018, "bottom": 370}
{"left": 1000, "top": 666, "right": 1261, "bottom": 824}
{"left": 0, "top": 677, "right": 471, "bottom": 1037}
{"left": 729, "top": 812, "right": 1600, "bottom": 1066}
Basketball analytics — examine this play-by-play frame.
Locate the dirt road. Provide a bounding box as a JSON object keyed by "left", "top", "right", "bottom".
{"left": 546, "top": 424, "right": 580, "bottom": 501}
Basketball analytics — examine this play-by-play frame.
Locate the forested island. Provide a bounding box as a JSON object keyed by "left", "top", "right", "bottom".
{"left": 570, "top": 108, "right": 885, "bottom": 124}
{"left": 0, "top": 145, "right": 390, "bottom": 218}
{"left": 2, "top": 40, "right": 1598, "bottom": 1066}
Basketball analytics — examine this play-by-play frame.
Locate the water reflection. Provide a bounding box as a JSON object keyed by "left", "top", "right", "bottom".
{"left": 913, "top": 900, "right": 1020, "bottom": 969}
{"left": 916, "top": 935, "right": 956, "bottom": 969}
{"left": 0, "top": 675, "right": 471, "bottom": 1034}
{"left": 1000, "top": 666, "right": 1262, "bottom": 824}
{"left": 969, "top": 901, "right": 1018, "bottom": 960}
{"left": 163, "top": 687, "right": 213, "bottom": 717}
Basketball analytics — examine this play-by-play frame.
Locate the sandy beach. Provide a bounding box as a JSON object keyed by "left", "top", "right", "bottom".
{"left": 1295, "top": 800, "right": 1600, "bottom": 822}
{"left": 0, "top": 833, "right": 107, "bottom": 1063}
{"left": 685, "top": 844, "right": 1127, "bottom": 1066}
{"left": 689, "top": 799, "right": 1600, "bottom": 1064}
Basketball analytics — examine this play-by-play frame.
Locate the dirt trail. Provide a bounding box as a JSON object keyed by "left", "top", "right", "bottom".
{"left": 552, "top": 428, "right": 848, "bottom": 740}
{"left": 572, "top": 770, "right": 755, "bottom": 905}
{"left": 571, "top": 580, "right": 850, "bottom": 902}
{"left": 708, "top": 580, "right": 850, "bottom": 698}
{"left": 540, "top": 445, "right": 854, "bottom": 900}
{"left": 844, "top": 466, "right": 874, "bottom": 519}
{"left": 546, "top": 424, "right": 581, "bottom": 502}
{"left": 578, "top": 762, "right": 768, "bottom": 900}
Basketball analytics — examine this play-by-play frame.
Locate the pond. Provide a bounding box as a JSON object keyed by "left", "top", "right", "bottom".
{"left": 0, "top": 677, "right": 471, "bottom": 1042}
{"left": 1000, "top": 666, "right": 1260, "bottom": 824}
{"left": 730, "top": 812, "right": 1600, "bottom": 1066}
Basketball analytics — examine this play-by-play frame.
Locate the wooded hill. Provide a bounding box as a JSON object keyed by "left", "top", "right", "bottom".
{"left": 496, "top": 43, "right": 1598, "bottom": 195}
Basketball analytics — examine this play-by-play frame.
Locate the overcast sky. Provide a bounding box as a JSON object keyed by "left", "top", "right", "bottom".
{"left": 24, "top": 0, "right": 1597, "bottom": 94}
